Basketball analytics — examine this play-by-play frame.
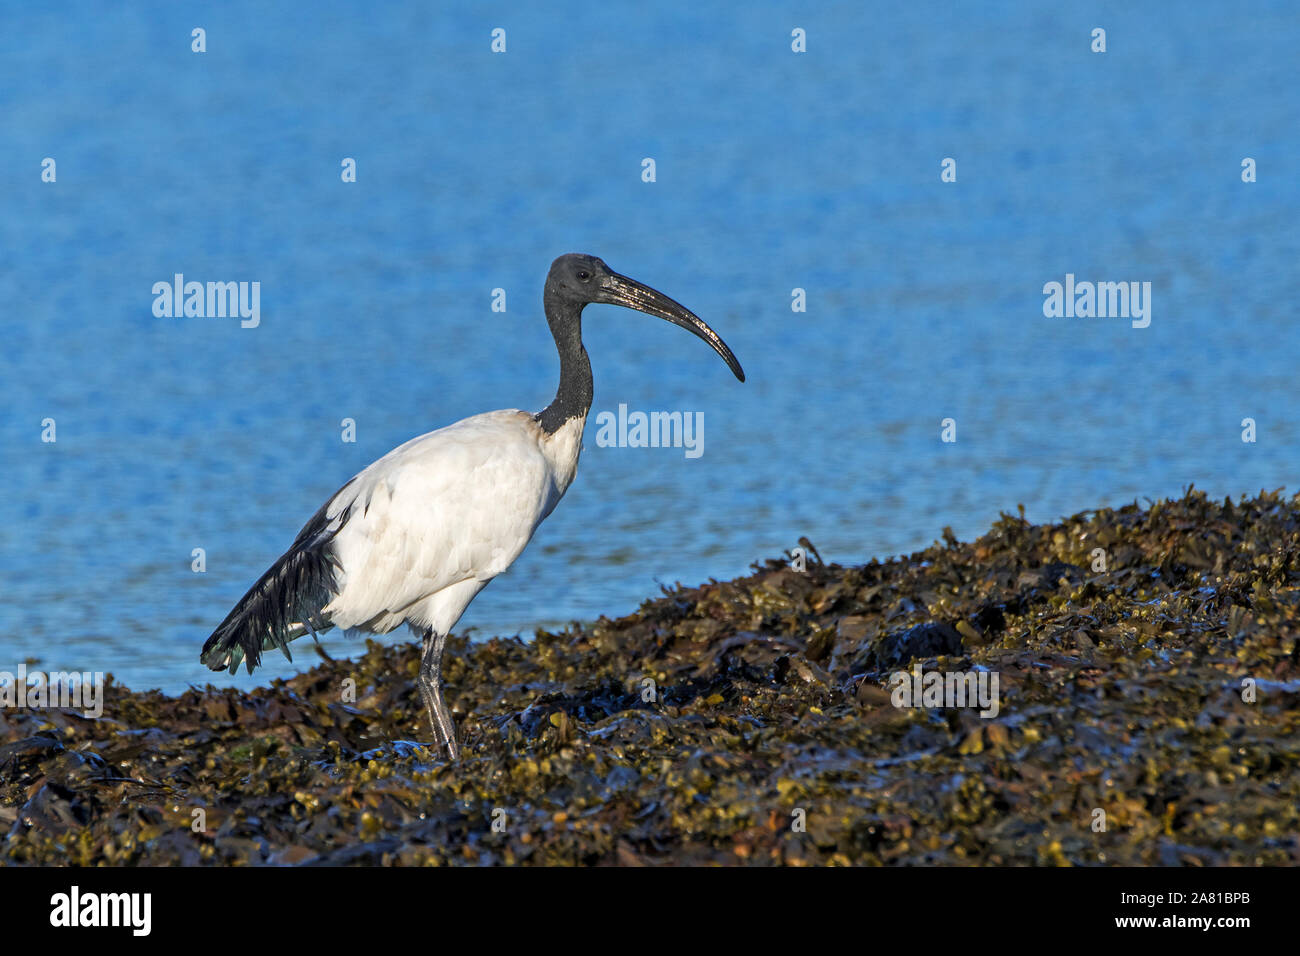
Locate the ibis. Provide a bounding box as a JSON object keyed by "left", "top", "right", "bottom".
{"left": 200, "top": 253, "right": 744, "bottom": 759}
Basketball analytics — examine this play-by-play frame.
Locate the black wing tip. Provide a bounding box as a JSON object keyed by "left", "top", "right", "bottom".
{"left": 200, "top": 628, "right": 257, "bottom": 674}
{"left": 200, "top": 546, "right": 335, "bottom": 678}
{"left": 201, "top": 482, "right": 353, "bottom": 680}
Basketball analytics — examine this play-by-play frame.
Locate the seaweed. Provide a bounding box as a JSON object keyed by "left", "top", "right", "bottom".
{"left": 2, "top": 488, "right": 1298, "bottom": 865}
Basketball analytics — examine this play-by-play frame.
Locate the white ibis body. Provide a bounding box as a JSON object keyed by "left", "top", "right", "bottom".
{"left": 201, "top": 254, "right": 744, "bottom": 759}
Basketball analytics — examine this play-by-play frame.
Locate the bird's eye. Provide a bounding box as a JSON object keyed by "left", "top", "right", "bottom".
{"left": 576, "top": 270, "right": 590, "bottom": 281}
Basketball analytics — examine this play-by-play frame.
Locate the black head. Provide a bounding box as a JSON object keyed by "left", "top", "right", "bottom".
{"left": 544, "top": 253, "right": 745, "bottom": 382}
{"left": 546, "top": 253, "right": 615, "bottom": 304}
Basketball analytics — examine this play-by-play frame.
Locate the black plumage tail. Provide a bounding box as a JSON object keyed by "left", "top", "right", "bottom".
{"left": 200, "top": 485, "right": 353, "bottom": 675}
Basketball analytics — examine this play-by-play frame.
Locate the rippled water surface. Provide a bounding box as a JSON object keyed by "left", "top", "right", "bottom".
{"left": 2, "top": 1, "right": 1298, "bottom": 691}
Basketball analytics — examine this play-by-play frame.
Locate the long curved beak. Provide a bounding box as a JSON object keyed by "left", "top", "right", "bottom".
{"left": 600, "top": 272, "right": 745, "bottom": 382}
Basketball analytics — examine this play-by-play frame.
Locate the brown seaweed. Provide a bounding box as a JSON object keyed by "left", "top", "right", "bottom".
{"left": 2, "top": 488, "right": 1298, "bottom": 865}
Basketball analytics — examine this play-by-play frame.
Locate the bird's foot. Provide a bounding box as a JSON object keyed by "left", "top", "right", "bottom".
{"left": 386, "top": 739, "right": 455, "bottom": 764}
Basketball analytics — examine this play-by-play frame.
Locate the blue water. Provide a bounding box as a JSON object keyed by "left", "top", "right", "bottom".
{"left": 2, "top": 1, "right": 1297, "bottom": 693}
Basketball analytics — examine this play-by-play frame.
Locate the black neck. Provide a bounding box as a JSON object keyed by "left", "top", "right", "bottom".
{"left": 536, "top": 297, "right": 593, "bottom": 434}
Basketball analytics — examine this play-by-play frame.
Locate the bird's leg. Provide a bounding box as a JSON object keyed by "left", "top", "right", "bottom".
{"left": 418, "top": 627, "right": 460, "bottom": 761}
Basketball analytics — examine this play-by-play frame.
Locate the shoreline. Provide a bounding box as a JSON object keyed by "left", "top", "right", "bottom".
{"left": 3, "top": 488, "right": 1298, "bottom": 865}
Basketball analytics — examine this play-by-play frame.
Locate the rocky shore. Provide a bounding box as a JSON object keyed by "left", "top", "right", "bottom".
{"left": 3, "top": 489, "right": 1298, "bottom": 865}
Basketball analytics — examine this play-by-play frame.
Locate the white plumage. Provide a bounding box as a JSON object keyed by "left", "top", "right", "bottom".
{"left": 324, "top": 410, "right": 584, "bottom": 637}
{"left": 202, "top": 253, "right": 743, "bottom": 760}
